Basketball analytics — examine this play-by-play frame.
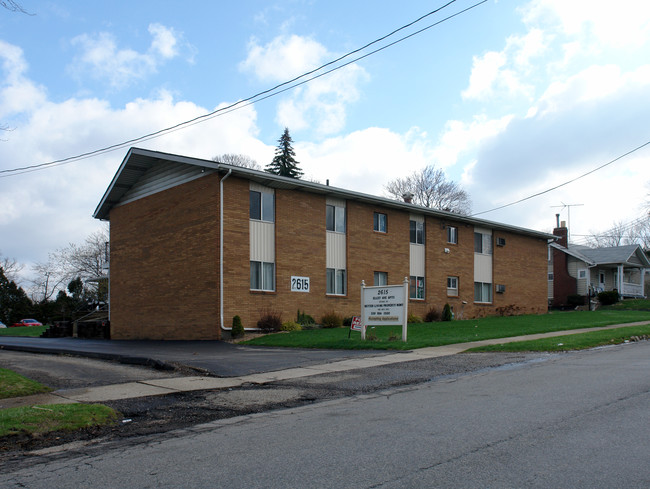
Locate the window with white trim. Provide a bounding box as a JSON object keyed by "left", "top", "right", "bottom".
{"left": 474, "top": 232, "right": 492, "bottom": 254}
{"left": 250, "top": 190, "right": 274, "bottom": 222}
{"left": 474, "top": 282, "right": 492, "bottom": 303}
{"left": 410, "top": 275, "right": 425, "bottom": 299}
{"left": 250, "top": 261, "right": 275, "bottom": 291}
{"left": 578, "top": 269, "right": 587, "bottom": 279}
{"left": 327, "top": 268, "right": 346, "bottom": 295}
{"left": 374, "top": 212, "right": 387, "bottom": 233}
{"left": 374, "top": 271, "right": 388, "bottom": 286}
{"left": 410, "top": 220, "right": 424, "bottom": 244}
{"left": 447, "top": 226, "right": 458, "bottom": 244}
{"left": 447, "top": 276, "right": 458, "bottom": 296}
{"left": 326, "top": 205, "right": 346, "bottom": 233}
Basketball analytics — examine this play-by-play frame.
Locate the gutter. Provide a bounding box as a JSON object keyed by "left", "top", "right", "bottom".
{"left": 219, "top": 169, "right": 232, "bottom": 331}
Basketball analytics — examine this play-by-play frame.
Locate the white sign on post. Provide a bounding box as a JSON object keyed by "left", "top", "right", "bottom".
{"left": 360, "top": 277, "right": 409, "bottom": 342}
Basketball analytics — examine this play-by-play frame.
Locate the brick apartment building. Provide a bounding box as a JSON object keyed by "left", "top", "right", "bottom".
{"left": 94, "top": 147, "right": 553, "bottom": 340}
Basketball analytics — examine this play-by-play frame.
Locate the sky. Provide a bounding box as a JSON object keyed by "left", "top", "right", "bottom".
{"left": 1, "top": 0, "right": 649, "bottom": 286}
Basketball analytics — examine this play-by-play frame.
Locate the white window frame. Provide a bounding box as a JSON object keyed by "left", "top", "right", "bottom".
{"left": 578, "top": 269, "right": 587, "bottom": 279}
{"left": 250, "top": 190, "right": 274, "bottom": 223}
{"left": 474, "top": 232, "right": 493, "bottom": 254}
{"left": 374, "top": 212, "right": 387, "bottom": 233}
{"left": 410, "top": 275, "right": 425, "bottom": 300}
{"left": 410, "top": 220, "right": 425, "bottom": 244}
{"left": 447, "top": 276, "right": 459, "bottom": 296}
{"left": 374, "top": 271, "right": 388, "bottom": 286}
{"left": 327, "top": 268, "right": 346, "bottom": 295}
{"left": 326, "top": 205, "right": 346, "bottom": 233}
{"left": 447, "top": 226, "right": 458, "bottom": 244}
{"left": 474, "top": 281, "right": 492, "bottom": 303}
{"left": 250, "top": 261, "right": 275, "bottom": 291}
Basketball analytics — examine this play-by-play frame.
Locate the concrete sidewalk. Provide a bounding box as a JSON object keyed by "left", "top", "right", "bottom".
{"left": 2, "top": 321, "right": 647, "bottom": 410}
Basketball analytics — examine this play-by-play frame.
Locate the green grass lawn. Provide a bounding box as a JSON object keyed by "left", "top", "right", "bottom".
{"left": 0, "top": 368, "right": 119, "bottom": 439}
{"left": 466, "top": 324, "right": 650, "bottom": 352}
{"left": 0, "top": 325, "right": 48, "bottom": 337}
{"left": 0, "top": 368, "right": 52, "bottom": 399}
{"left": 242, "top": 310, "right": 650, "bottom": 350}
{"left": 0, "top": 403, "right": 119, "bottom": 438}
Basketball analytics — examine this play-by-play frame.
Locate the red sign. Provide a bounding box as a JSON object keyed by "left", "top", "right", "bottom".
{"left": 350, "top": 316, "right": 362, "bottom": 331}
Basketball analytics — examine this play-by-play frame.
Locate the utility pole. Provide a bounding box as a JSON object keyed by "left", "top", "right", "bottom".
{"left": 551, "top": 202, "right": 584, "bottom": 243}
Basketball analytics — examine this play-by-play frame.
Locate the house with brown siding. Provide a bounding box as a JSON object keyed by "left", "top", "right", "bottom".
{"left": 94, "top": 148, "right": 553, "bottom": 340}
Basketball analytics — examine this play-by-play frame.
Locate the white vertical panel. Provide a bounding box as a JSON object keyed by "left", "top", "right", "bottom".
{"left": 474, "top": 253, "right": 492, "bottom": 282}
{"left": 250, "top": 221, "right": 275, "bottom": 262}
{"left": 410, "top": 243, "right": 425, "bottom": 276}
{"left": 326, "top": 232, "right": 346, "bottom": 268}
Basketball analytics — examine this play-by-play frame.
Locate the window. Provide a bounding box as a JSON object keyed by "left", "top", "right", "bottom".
{"left": 250, "top": 191, "right": 274, "bottom": 222}
{"left": 447, "top": 226, "right": 458, "bottom": 244}
{"left": 548, "top": 273, "right": 554, "bottom": 281}
{"left": 326, "top": 205, "right": 346, "bottom": 233}
{"left": 327, "top": 268, "right": 346, "bottom": 295}
{"left": 447, "top": 276, "right": 458, "bottom": 296}
{"left": 410, "top": 220, "right": 424, "bottom": 244}
{"left": 474, "top": 282, "right": 492, "bottom": 303}
{"left": 374, "top": 212, "right": 387, "bottom": 233}
{"left": 374, "top": 271, "right": 388, "bottom": 286}
{"left": 578, "top": 269, "right": 587, "bottom": 279}
{"left": 410, "top": 276, "right": 425, "bottom": 299}
{"left": 474, "top": 232, "right": 492, "bottom": 254}
{"left": 250, "top": 261, "right": 275, "bottom": 291}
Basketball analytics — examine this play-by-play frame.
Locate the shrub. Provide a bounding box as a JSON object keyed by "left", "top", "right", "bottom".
{"left": 231, "top": 315, "right": 244, "bottom": 338}
{"left": 407, "top": 313, "right": 422, "bottom": 324}
{"left": 343, "top": 316, "right": 353, "bottom": 327}
{"left": 567, "top": 295, "right": 586, "bottom": 306}
{"left": 257, "top": 310, "right": 282, "bottom": 333}
{"left": 388, "top": 331, "right": 401, "bottom": 341}
{"left": 281, "top": 321, "right": 302, "bottom": 332}
{"left": 321, "top": 311, "right": 343, "bottom": 328}
{"left": 598, "top": 290, "right": 620, "bottom": 306}
{"left": 297, "top": 310, "right": 315, "bottom": 326}
{"left": 424, "top": 307, "right": 441, "bottom": 323}
{"left": 442, "top": 303, "right": 453, "bottom": 322}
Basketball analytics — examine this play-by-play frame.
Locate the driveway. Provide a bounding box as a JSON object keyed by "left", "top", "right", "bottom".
{"left": 0, "top": 336, "right": 393, "bottom": 377}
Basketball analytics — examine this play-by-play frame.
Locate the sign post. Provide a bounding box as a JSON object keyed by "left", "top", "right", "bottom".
{"left": 360, "top": 277, "right": 409, "bottom": 342}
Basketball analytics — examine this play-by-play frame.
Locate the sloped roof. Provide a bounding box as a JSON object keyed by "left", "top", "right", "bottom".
{"left": 553, "top": 242, "right": 650, "bottom": 268}
{"left": 93, "top": 147, "right": 555, "bottom": 241}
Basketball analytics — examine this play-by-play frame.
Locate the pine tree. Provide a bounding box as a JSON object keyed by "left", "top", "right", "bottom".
{"left": 266, "top": 128, "right": 303, "bottom": 178}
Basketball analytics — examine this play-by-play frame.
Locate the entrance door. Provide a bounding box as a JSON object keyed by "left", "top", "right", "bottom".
{"left": 598, "top": 270, "right": 606, "bottom": 292}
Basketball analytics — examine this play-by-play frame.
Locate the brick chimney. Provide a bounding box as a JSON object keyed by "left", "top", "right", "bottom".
{"left": 553, "top": 214, "right": 568, "bottom": 247}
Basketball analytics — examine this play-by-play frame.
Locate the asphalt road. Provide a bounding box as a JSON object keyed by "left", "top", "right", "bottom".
{"left": 2, "top": 341, "right": 649, "bottom": 488}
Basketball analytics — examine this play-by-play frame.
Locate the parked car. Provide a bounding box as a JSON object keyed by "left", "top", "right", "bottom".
{"left": 10, "top": 319, "right": 43, "bottom": 327}
{"left": 0, "top": 321, "right": 6, "bottom": 328}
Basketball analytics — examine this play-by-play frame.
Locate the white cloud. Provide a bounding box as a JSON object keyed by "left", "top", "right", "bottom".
{"left": 240, "top": 34, "right": 328, "bottom": 81}
{"left": 69, "top": 23, "right": 190, "bottom": 88}
{"left": 522, "top": 0, "right": 650, "bottom": 49}
{"left": 0, "top": 40, "right": 47, "bottom": 117}
{"left": 240, "top": 34, "right": 368, "bottom": 136}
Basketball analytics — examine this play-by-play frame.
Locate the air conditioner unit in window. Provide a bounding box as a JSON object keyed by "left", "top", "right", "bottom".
{"left": 496, "top": 237, "right": 506, "bottom": 246}
{"left": 496, "top": 284, "right": 506, "bottom": 293}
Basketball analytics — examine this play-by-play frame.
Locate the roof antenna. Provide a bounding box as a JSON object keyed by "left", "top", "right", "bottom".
{"left": 551, "top": 202, "right": 583, "bottom": 243}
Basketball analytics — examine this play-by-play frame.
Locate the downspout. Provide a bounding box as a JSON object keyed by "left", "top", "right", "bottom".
{"left": 220, "top": 169, "right": 232, "bottom": 332}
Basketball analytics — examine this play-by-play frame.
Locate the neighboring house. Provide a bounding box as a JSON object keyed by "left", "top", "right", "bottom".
{"left": 94, "top": 147, "right": 554, "bottom": 341}
{"left": 549, "top": 221, "right": 649, "bottom": 307}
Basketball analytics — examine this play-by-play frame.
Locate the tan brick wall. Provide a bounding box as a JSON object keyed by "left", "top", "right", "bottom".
{"left": 109, "top": 173, "right": 549, "bottom": 339}
{"left": 492, "top": 231, "right": 549, "bottom": 316}
{"left": 109, "top": 173, "right": 220, "bottom": 340}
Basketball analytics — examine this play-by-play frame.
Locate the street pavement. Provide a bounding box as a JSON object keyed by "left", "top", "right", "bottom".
{"left": 0, "top": 322, "right": 647, "bottom": 409}
{"left": 3, "top": 340, "right": 650, "bottom": 488}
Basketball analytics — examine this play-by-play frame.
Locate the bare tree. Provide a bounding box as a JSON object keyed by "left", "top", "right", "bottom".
{"left": 0, "top": 252, "right": 23, "bottom": 283}
{"left": 30, "top": 225, "right": 109, "bottom": 302}
{"left": 212, "top": 153, "right": 261, "bottom": 170}
{"left": 385, "top": 165, "right": 471, "bottom": 214}
{"left": 585, "top": 216, "right": 650, "bottom": 249}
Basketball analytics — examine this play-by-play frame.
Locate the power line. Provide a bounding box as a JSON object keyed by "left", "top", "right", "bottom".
{"left": 0, "top": 0, "right": 487, "bottom": 178}
{"left": 471, "top": 140, "right": 650, "bottom": 217}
